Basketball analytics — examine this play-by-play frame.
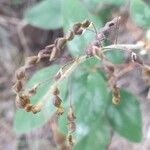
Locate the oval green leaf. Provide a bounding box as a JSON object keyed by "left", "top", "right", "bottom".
{"left": 106, "top": 90, "right": 142, "bottom": 142}
{"left": 130, "top": 0, "right": 150, "bottom": 28}
{"left": 25, "top": 0, "right": 62, "bottom": 30}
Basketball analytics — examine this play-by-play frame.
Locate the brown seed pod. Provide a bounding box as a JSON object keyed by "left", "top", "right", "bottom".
{"left": 67, "top": 107, "right": 76, "bottom": 122}
{"left": 82, "top": 20, "right": 91, "bottom": 28}
{"left": 52, "top": 87, "right": 60, "bottom": 95}
{"left": 15, "top": 67, "right": 26, "bottom": 80}
{"left": 53, "top": 96, "right": 62, "bottom": 107}
{"left": 56, "top": 106, "right": 64, "bottom": 115}
{"left": 49, "top": 47, "right": 57, "bottom": 61}
{"left": 13, "top": 80, "right": 23, "bottom": 93}
{"left": 68, "top": 122, "right": 76, "bottom": 133}
{"left": 25, "top": 56, "right": 39, "bottom": 66}
{"left": 15, "top": 94, "right": 30, "bottom": 108}
{"left": 31, "top": 102, "right": 43, "bottom": 114}
{"left": 112, "top": 86, "right": 121, "bottom": 105}
{"left": 72, "top": 23, "right": 82, "bottom": 34}
{"left": 74, "top": 28, "right": 84, "bottom": 35}
{"left": 112, "top": 96, "right": 120, "bottom": 105}
{"left": 24, "top": 104, "right": 33, "bottom": 112}
{"left": 65, "top": 31, "right": 74, "bottom": 41}
{"left": 55, "top": 38, "right": 67, "bottom": 50}
{"left": 67, "top": 134, "right": 74, "bottom": 147}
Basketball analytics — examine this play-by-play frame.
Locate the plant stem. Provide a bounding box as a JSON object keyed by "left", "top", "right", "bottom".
{"left": 38, "top": 42, "right": 145, "bottom": 106}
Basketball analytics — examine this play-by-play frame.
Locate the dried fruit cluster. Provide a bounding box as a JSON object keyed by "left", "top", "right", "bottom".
{"left": 12, "top": 20, "right": 92, "bottom": 114}
{"left": 13, "top": 17, "right": 150, "bottom": 148}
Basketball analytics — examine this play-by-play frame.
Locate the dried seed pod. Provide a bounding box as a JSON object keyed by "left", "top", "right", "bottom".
{"left": 82, "top": 20, "right": 91, "bottom": 28}
{"left": 112, "top": 96, "right": 120, "bottom": 105}
{"left": 55, "top": 38, "right": 67, "bottom": 50}
{"left": 31, "top": 102, "right": 43, "bottom": 114}
{"left": 65, "top": 31, "right": 74, "bottom": 41}
{"left": 25, "top": 56, "right": 38, "bottom": 66}
{"left": 67, "top": 107, "right": 76, "bottom": 122}
{"left": 49, "top": 47, "right": 57, "bottom": 61}
{"left": 74, "top": 28, "right": 84, "bottom": 35}
{"left": 68, "top": 122, "right": 76, "bottom": 133}
{"left": 15, "top": 94, "right": 30, "bottom": 108}
{"left": 67, "top": 134, "right": 74, "bottom": 147}
{"left": 72, "top": 23, "right": 82, "bottom": 34}
{"left": 15, "top": 67, "right": 26, "bottom": 80}
{"left": 52, "top": 87, "right": 60, "bottom": 95}
{"left": 45, "top": 44, "right": 54, "bottom": 51}
{"left": 112, "top": 86, "right": 121, "bottom": 105}
{"left": 56, "top": 106, "right": 64, "bottom": 115}
{"left": 53, "top": 96, "right": 62, "bottom": 107}
{"left": 13, "top": 80, "right": 23, "bottom": 93}
{"left": 24, "top": 104, "right": 33, "bottom": 112}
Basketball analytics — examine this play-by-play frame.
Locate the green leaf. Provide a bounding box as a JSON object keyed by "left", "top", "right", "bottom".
{"left": 130, "top": 0, "right": 150, "bottom": 28}
{"left": 25, "top": 0, "right": 62, "bottom": 30}
{"left": 105, "top": 49, "right": 124, "bottom": 64}
{"left": 59, "top": 65, "right": 111, "bottom": 149}
{"left": 14, "top": 65, "right": 68, "bottom": 134}
{"left": 106, "top": 90, "right": 142, "bottom": 142}
{"left": 74, "top": 118, "right": 111, "bottom": 150}
{"left": 82, "top": 0, "right": 124, "bottom": 13}
{"left": 61, "top": 0, "right": 102, "bottom": 56}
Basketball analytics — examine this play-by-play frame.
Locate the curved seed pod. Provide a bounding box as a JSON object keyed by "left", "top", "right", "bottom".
{"left": 31, "top": 102, "right": 43, "bottom": 114}
{"left": 56, "top": 106, "right": 64, "bottom": 115}
{"left": 55, "top": 38, "right": 67, "bottom": 50}
{"left": 72, "top": 23, "right": 82, "bottom": 34}
{"left": 112, "top": 86, "right": 121, "bottom": 105}
{"left": 13, "top": 80, "right": 23, "bottom": 93}
{"left": 25, "top": 56, "right": 39, "bottom": 66}
{"left": 74, "top": 28, "right": 84, "bottom": 35}
{"left": 112, "top": 96, "right": 120, "bottom": 105}
{"left": 24, "top": 104, "right": 33, "bottom": 112}
{"left": 65, "top": 31, "right": 74, "bottom": 41}
{"left": 67, "top": 122, "right": 76, "bottom": 133}
{"left": 49, "top": 47, "right": 57, "bottom": 61}
{"left": 67, "top": 134, "right": 74, "bottom": 147}
{"left": 67, "top": 107, "right": 76, "bottom": 122}
{"left": 15, "top": 67, "right": 26, "bottom": 80}
{"left": 53, "top": 96, "right": 62, "bottom": 108}
{"left": 82, "top": 20, "right": 91, "bottom": 28}
{"left": 52, "top": 87, "right": 60, "bottom": 95}
{"left": 15, "top": 94, "right": 30, "bottom": 108}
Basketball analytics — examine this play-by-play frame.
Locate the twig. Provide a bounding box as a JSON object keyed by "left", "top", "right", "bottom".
{"left": 102, "top": 42, "right": 145, "bottom": 52}
{"left": 41, "top": 55, "right": 87, "bottom": 104}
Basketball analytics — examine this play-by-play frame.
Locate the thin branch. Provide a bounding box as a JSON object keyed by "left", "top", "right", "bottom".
{"left": 38, "top": 42, "right": 145, "bottom": 106}
{"left": 102, "top": 42, "right": 144, "bottom": 52}
{"left": 40, "top": 55, "right": 88, "bottom": 104}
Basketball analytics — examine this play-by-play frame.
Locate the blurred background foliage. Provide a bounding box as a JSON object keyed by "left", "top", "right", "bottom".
{"left": 0, "top": 0, "right": 150, "bottom": 150}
